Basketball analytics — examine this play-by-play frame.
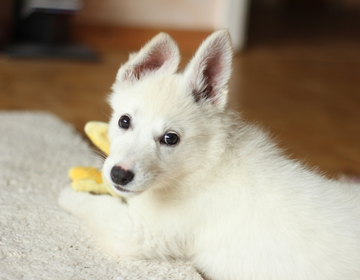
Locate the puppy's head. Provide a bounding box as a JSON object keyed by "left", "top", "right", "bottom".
{"left": 103, "top": 30, "right": 233, "bottom": 197}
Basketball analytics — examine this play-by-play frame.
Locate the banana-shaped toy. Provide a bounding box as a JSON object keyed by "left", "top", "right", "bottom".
{"left": 68, "top": 122, "right": 121, "bottom": 197}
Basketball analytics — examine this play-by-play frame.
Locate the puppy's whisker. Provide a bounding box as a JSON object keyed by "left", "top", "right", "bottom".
{"left": 79, "top": 147, "right": 107, "bottom": 159}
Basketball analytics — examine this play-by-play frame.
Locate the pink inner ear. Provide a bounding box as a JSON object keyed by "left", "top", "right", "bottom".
{"left": 132, "top": 53, "right": 164, "bottom": 80}
{"left": 124, "top": 42, "right": 174, "bottom": 81}
{"left": 194, "top": 52, "right": 225, "bottom": 102}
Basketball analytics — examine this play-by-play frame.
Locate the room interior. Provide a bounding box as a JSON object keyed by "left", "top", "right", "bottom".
{"left": 1, "top": 0, "right": 359, "bottom": 177}
{"left": 0, "top": 0, "right": 359, "bottom": 278}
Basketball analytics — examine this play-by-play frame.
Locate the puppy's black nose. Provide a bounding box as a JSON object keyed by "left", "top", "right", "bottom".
{"left": 110, "top": 166, "right": 134, "bottom": 186}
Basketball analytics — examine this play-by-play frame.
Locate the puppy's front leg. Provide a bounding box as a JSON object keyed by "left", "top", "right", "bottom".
{"left": 59, "top": 188, "right": 146, "bottom": 258}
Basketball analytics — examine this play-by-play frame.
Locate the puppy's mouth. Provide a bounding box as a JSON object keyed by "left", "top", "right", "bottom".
{"left": 112, "top": 184, "right": 145, "bottom": 196}
{"left": 113, "top": 184, "right": 132, "bottom": 193}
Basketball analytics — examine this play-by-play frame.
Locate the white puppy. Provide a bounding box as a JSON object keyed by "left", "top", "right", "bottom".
{"left": 59, "top": 30, "right": 360, "bottom": 280}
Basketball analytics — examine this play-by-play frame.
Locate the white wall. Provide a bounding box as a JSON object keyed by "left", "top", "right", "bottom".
{"left": 76, "top": 0, "right": 218, "bottom": 31}
{"left": 76, "top": 0, "right": 250, "bottom": 51}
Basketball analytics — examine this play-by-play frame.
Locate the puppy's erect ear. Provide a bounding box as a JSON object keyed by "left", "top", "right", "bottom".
{"left": 184, "top": 30, "right": 233, "bottom": 110}
{"left": 116, "top": 33, "right": 180, "bottom": 83}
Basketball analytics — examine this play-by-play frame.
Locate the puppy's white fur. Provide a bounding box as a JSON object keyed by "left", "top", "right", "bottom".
{"left": 59, "top": 30, "right": 360, "bottom": 280}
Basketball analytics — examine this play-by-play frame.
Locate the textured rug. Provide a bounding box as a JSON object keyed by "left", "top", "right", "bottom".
{"left": 0, "top": 111, "right": 202, "bottom": 280}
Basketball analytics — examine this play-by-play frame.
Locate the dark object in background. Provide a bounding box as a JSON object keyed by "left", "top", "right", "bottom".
{"left": 3, "top": 0, "right": 98, "bottom": 61}
{"left": 0, "top": 0, "right": 14, "bottom": 49}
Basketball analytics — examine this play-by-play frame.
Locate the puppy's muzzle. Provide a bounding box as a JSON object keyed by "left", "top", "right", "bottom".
{"left": 111, "top": 166, "right": 135, "bottom": 186}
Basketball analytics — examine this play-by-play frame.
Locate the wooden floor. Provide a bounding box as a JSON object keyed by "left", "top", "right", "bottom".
{"left": 1, "top": 11, "right": 359, "bottom": 178}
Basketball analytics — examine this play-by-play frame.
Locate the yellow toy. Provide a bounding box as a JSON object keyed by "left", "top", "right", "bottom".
{"left": 68, "top": 121, "right": 121, "bottom": 198}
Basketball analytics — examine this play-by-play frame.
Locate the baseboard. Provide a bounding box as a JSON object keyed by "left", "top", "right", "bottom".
{"left": 72, "top": 23, "right": 213, "bottom": 54}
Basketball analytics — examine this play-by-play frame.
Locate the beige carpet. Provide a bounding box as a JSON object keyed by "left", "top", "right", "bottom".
{"left": 0, "top": 111, "right": 202, "bottom": 280}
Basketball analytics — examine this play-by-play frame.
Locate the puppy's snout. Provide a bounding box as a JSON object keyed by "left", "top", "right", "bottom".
{"left": 111, "top": 166, "right": 134, "bottom": 186}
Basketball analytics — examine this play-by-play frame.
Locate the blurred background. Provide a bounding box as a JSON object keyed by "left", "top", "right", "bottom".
{"left": 0, "top": 0, "right": 359, "bottom": 177}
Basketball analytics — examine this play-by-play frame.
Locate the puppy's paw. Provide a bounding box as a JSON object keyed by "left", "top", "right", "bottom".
{"left": 58, "top": 187, "right": 92, "bottom": 216}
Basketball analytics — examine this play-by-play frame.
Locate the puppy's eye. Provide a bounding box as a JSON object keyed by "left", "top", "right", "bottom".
{"left": 161, "top": 132, "right": 179, "bottom": 146}
{"left": 119, "top": 115, "right": 131, "bottom": 129}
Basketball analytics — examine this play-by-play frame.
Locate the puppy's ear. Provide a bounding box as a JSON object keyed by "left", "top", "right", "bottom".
{"left": 184, "top": 30, "right": 232, "bottom": 110}
{"left": 116, "top": 33, "right": 180, "bottom": 83}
